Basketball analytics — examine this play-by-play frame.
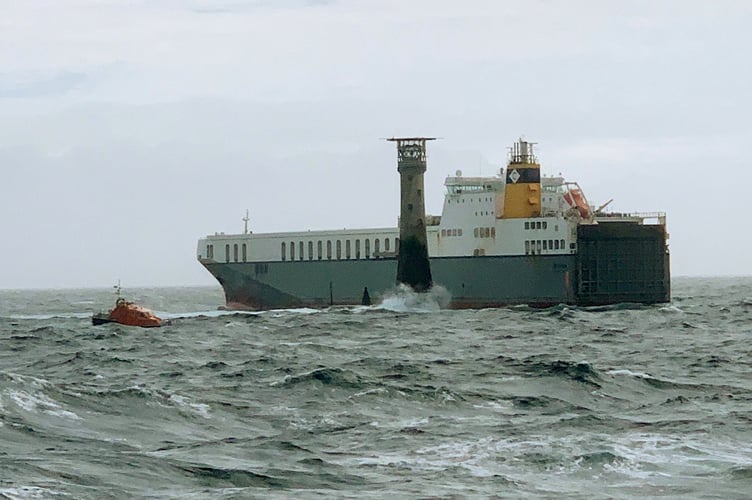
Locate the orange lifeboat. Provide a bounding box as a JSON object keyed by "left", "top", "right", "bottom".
{"left": 564, "top": 187, "right": 592, "bottom": 218}
{"left": 92, "top": 288, "right": 168, "bottom": 327}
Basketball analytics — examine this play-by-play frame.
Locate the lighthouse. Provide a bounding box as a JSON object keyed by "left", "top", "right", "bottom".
{"left": 387, "top": 137, "right": 435, "bottom": 292}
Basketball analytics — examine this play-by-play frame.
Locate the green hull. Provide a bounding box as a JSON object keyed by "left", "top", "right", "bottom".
{"left": 202, "top": 255, "right": 577, "bottom": 310}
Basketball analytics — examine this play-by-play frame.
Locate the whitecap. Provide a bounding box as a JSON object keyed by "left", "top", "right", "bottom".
{"left": 376, "top": 284, "right": 451, "bottom": 313}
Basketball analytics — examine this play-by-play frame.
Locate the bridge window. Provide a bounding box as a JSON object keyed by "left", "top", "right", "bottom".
{"left": 365, "top": 239, "right": 370, "bottom": 258}
{"left": 317, "top": 241, "right": 322, "bottom": 260}
{"left": 290, "top": 241, "right": 295, "bottom": 260}
{"left": 233, "top": 244, "right": 238, "bottom": 262}
{"left": 375, "top": 238, "right": 380, "bottom": 255}
{"left": 207, "top": 244, "right": 214, "bottom": 259}
{"left": 281, "top": 242, "right": 286, "bottom": 261}
{"left": 308, "top": 241, "right": 313, "bottom": 260}
{"left": 355, "top": 239, "right": 361, "bottom": 259}
{"left": 336, "top": 240, "right": 342, "bottom": 260}
{"left": 384, "top": 238, "right": 390, "bottom": 251}
{"left": 525, "top": 240, "right": 530, "bottom": 254}
{"left": 543, "top": 240, "right": 548, "bottom": 250}
{"left": 242, "top": 243, "right": 247, "bottom": 262}
{"left": 537, "top": 240, "right": 542, "bottom": 253}
{"left": 299, "top": 241, "right": 304, "bottom": 261}
{"left": 554, "top": 240, "right": 560, "bottom": 250}
{"left": 327, "top": 240, "right": 332, "bottom": 259}
{"left": 395, "top": 238, "right": 399, "bottom": 252}
{"left": 346, "top": 240, "right": 351, "bottom": 259}
{"left": 225, "top": 244, "right": 230, "bottom": 263}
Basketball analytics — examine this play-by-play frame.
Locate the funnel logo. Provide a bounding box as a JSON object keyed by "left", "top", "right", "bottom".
{"left": 509, "top": 169, "right": 521, "bottom": 184}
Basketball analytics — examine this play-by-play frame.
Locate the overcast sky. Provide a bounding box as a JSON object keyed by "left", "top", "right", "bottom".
{"left": 1, "top": 0, "right": 750, "bottom": 289}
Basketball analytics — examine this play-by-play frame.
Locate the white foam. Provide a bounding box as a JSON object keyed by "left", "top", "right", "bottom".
{"left": 607, "top": 369, "right": 655, "bottom": 379}
{"left": 169, "top": 394, "right": 211, "bottom": 419}
{"left": 377, "top": 284, "right": 451, "bottom": 313}
{"left": 7, "top": 389, "right": 81, "bottom": 420}
{"left": 0, "top": 486, "right": 63, "bottom": 499}
{"left": 659, "top": 304, "right": 684, "bottom": 314}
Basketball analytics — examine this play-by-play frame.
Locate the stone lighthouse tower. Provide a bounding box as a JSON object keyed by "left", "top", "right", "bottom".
{"left": 387, "top": 137, "right": 435, "bottom": 292}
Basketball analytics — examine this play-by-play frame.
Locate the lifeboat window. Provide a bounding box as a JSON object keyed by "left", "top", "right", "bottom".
{"left": 290, "top": 241, "right": 295, "bottom": 261}
{"left": 281, "top": 242, "right": 286, "bottom": 261}
{"left": 299, "top": 241, "right": 304, "bottom": 261}
{"left": 242, "top": 243, "right": 247, "bottom": 262}
{"left": 365, "top": 239, "right": 370, "bottom": 259}
{"left": 308, "top": 241, "right": 313, "bottom": 261}
{"left": 375, "top": 238, "right": 380, "bottom": 255}
{"left": 327, "top": 240, "right": 332, "bottom": 259}
{"left": 336, "top": 240, "right": 342, "bottom": 260}
{"left": 346, "top": 240, "right": 351, "bottom": 259}
{"left": 225, "top": 244, "right": 230, "bottom": 263}
{"left": 384, "top": 238, "right": 390, "bottom": 251}
{"left": 317, "top": 241, "right": 323, "bottom": 260}
{"left": 355, "top": 239, "right": 361, "bottom": 259}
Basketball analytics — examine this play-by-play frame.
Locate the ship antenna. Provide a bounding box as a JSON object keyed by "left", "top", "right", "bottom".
{"left": 243, "top": 209, "right": 250, "bottom": 235}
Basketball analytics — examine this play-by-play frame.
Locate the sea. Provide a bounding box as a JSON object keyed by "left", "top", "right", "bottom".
{"left": 1, "top": 276, "right": 751, "bottom": 499}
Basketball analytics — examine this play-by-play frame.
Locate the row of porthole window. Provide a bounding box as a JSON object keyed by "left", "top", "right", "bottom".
{"left": 525, "top": 221, "right": 548, "bottom": 230}
{"left": 525, "top": 239, "right": 567, "bottom": 254}
{"left": 440, "top": 228, "right": 462, "bottom": 237}
{"left": 281, "top": 237, "right": 398, "bottom": 262}
{"left": 475, "top": 227, "right": 496, "bottom": 238}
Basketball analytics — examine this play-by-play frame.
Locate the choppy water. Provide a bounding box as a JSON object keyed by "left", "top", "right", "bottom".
{"left": 1, "top": 277, "right": 751, "bottom": 499}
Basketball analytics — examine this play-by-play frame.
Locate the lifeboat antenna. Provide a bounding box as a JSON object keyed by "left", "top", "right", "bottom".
{"left": 243, "top": 210, "right": 250, "bottom": 235}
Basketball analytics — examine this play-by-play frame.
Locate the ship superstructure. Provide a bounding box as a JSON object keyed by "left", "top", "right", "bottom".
{"left": 197, "top": 139, "right": 670, "bottom": 309}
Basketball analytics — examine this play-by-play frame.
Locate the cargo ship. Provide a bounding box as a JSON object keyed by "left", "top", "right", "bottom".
{"left": 197, "top": 138, "right": 670, "bottom": 309}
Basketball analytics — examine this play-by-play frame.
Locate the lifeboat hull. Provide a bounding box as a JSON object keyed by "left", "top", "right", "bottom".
{"left": 92, "top": 300, "right": 167, "bottom": 327}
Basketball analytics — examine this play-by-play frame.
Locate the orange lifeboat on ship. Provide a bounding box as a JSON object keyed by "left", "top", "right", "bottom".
{"left": 92, "top": 284, "right": 168, "bottom": 327}
{"left": 563, "top": 185, "right": 592, "bottom": 218}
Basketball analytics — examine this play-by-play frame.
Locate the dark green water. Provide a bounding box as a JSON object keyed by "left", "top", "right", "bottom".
{"left": 1, "top": 277, "right": 751, "bottom": 498}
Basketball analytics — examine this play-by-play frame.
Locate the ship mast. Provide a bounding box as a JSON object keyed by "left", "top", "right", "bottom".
{"left": 242, "top": 209, "right": 250, "bottom": 235}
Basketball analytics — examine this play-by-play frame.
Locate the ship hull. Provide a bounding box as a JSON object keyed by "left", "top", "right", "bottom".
{"left": 202, "top": 255, "right": 578, "bottom": 310}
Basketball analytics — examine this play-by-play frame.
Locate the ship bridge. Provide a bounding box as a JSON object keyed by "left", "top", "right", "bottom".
{"left": 444, "top": 173, "right": 504, "bottom": 195}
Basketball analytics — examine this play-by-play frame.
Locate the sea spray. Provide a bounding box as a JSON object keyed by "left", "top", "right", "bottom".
{"left": 377, "top": 283, "right": 451, "bottom": 313}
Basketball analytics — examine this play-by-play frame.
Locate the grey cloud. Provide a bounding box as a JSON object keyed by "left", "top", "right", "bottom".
{"left": 0, "top": 71, "right": 87, "bottom": 99}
